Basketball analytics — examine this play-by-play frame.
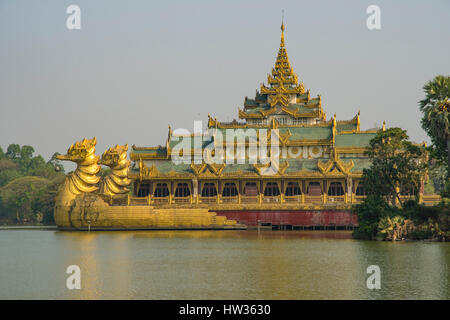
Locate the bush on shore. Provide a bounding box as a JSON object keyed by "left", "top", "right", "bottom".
{"left": 0, "top": 144, "right": 64, "bottom": 225}
{"left": 353, "top": 197, "right": 450, "bottom": 241}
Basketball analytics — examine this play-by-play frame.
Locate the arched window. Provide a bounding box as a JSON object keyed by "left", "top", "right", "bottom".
{"left": 355, "top": 182, "right": 367, "bottom": 196}
{"left": 264, "top": 182, "right": 280, "bottom": 196}
{"left": 175, "top": 183, "right": 190, "bottom": 197}
{"left": 201, "top": 183, "right": 217, "bottom": 197}
{"left": 243, "top": 182, "right": 258, "bottom": 196}
{"left": 307, "top": 182, "right": 322, "bottom": 195}
{"left": 285, "top": 182, "right": 301, "bottom": 196}
{"left": 154, "top": 183, "right": 169, "bottom": 197}
{"left": 222, "top": 183, "right": 238, "bottom": 197}
{"left": 137, "top": 183, "right": 150, "bottom": 197}
{"left": 328, "top": 182, "right": 344, "bottom": 196}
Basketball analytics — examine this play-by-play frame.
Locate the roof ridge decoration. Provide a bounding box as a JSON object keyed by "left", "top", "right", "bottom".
{"left": 260, "top": 23, "right": 305, "bottom": 107}
{"left": 272, "top": 128, "right": 292, "bottom": 146}
{"left": 138, "top": 158, "right": 160, "bottom": 180}
{"left": 317, "top": 148, "right": 354, "bottom": 175}
{"left": 190, "top": 163, "right": 207, "bottom": 176}
{"left": 254, "top": 159, "right": 289, "bottom": 176}
{"left": 132, "top": 145, "right": 166, "bottom": 151}
{"left": 208, "top": 163, "right": 226, "bottom": 176}
{"left": 190, "top": 162, "right": 226, "bottom": 177}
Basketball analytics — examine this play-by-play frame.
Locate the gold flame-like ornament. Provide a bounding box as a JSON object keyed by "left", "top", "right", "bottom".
{"left": 100, "top": 144, "right": 131, "bottom": 196}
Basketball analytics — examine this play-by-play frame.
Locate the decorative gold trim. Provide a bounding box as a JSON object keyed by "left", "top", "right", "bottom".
{"left": 317, "top": 148, "right": 354, "bottom": 175}
{"left": 253, "top": 160, "right": 289, "bottom": 176}
{"left": 190, "top": 163, "right": 207, "bottom": 176}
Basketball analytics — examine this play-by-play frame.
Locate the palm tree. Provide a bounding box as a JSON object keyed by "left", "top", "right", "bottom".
{"left": 419, "top": 75, "right": 450, "bottom": 174}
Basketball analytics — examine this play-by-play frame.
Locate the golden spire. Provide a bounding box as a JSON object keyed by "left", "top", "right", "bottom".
{"left": 280, "top": 12, "right": 285, "bottom": 47}
{"left": 260, "top": 19, "right": 305, "bottom": 107}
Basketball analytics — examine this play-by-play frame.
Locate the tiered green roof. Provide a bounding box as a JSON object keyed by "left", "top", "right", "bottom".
{"left": 237, "top": 23, "right": 326, "bottom": 121}
{"left": 129, "top": 23, "right": 384, "bottom": 180}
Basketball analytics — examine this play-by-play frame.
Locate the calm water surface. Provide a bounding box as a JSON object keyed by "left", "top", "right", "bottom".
{"left": 0, "top": 230, "right": 448, "bottom": 299}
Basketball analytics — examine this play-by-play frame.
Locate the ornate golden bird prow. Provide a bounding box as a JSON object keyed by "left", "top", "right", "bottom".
{"left": 55, "top": 137, "right": 101, "bottom": 197}
{"left": 100, "top": 144, "right": 131, "bottom": 196}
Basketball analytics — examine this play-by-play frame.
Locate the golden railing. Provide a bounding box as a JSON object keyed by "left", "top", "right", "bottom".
{"left": 119, "top": 192, "right": 441, "bottom": 207}
{"left": 399, "top": 195, "right": 415, "bottom": 203}
{"left": 354, "top": 195, "right": 366, "bottom": 203}
{"left": 129, "top": 196, "right": 148, "bottom": 206}
{"left": 173, "top": 196, "right": 192, "bottom": 204}
{"left": 327, "top": 196, "right": 345, "bottom": 203}
{"left": 240, "top": 196, "right": 259, "bottom": 204}
{"left": 153, "top": 196, "right": 170, "bottom": 205}
{"left": 284, "top": 195, "right": 303, "bottom": 203}
{"left": 221, "top": 196, "right": 239, "bottom": 204}
{"left": 422, "top": 195, "right": 441, "bottom": 206}
{"left": 199, "top": 196, "right": 218, "bottom": 204}
{"left": 263, "top": 195, "right": 281, "bottom": 203}
{"left": 304, "top": 195, "right": 323, "bottom": 204}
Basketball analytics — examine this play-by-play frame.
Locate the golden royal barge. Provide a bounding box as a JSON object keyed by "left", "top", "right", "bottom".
{"left": 54, "top": 23, "right": 440, "bottom": 230}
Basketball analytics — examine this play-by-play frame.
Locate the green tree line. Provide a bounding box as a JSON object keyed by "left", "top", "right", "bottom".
{"left": 0, "top": 145, "right": 65, "bottom": 225}
{"left": 353, "top": 75, "right": 450, "bottom": 241}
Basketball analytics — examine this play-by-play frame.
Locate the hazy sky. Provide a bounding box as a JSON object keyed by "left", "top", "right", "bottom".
{"left": 1, "top": 0, "right": 449, "bottom": 165}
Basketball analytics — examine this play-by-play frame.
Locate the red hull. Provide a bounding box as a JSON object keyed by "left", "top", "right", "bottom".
{"left": 215, "top": 210, "right": 358, "bottom": 227}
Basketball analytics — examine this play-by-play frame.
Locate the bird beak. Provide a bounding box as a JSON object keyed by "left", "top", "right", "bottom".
{"left": 55, "top": 154, "right": 70, "bottom": 161}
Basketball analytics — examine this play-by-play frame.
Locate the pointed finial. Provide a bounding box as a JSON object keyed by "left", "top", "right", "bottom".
{"left": 280, "top": 10, "right": 285, "bottom": 47}
{"left": 356, "top": 112, "right": 361, "bottom": 132}
{"left": 382, "top": 120, "right": 386, "bottom": 131}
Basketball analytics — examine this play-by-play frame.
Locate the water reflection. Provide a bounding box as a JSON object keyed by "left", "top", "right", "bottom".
{"left": 0, "top": 230, "right": 448, "bottom": 299}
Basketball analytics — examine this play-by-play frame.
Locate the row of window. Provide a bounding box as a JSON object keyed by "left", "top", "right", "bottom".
{"left": 292, "top": 118, "right": 308, "bottom": 125}
{"left": 251, "top": 118, "right": 310, "bottom": 125}
{"left": 137, "top": 182, "right": 367, "bottom": 198}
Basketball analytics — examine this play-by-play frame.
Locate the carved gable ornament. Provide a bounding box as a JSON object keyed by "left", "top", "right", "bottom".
{"left": 139, "top": 158, "right": 160, "bottom": 180}
{"left": 317, "top": 148, "right": 354, "bottom": 175}
{"left": 190, "top": 162, "right": 225, "bottom": 177}
{"left": 254, "top": 160, "right": 289, "bottom": 176}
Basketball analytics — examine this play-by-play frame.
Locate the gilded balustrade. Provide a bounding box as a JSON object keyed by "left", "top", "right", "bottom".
{"left": 304, "top": 195, "right": 323, "bottom": 204}
{"left": 199, "top": 196, "right": 218, "bottom": 204}
{"left": 284, "top": 195, "right": 303, "bottom": 203}
{"left": 123, "top": 186, "right": 446, "bottom": 208}
{"left": 153, "top": 196, "right": 170, "bottom": 205}
{"left": 263, "top": 196, "right": 281, "bottom": 203}
{"left": 240, "top": 196, "right": 259, "bottom": 204}
{"left": 327, "top": 196, "right": 345, "bottom": 203}
{"left": 129, "top": 196, "right": 149, "bottom": 206}
{"left": 173, "top": 196, "right": 192, "bottom": 204}
{"left": 221, "top": 196, "right": 239, "bottom": 204}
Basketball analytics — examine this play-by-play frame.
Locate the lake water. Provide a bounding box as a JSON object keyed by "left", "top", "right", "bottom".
{"left": 0, "top": 229, "right": 448, "bottom": 299}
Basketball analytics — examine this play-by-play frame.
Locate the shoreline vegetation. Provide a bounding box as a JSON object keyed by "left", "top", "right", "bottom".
{"left": 352, "top": 75, "right": 450, "bottom": 242}
{"left": 0, "top": 145, "right": 64, "bottom": 226}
